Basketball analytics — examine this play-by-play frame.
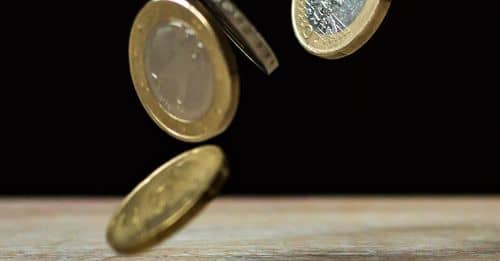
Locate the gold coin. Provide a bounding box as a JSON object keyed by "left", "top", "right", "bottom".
{"left": 292, "top": 0, "right": 391, "bottom": 59}
{"left": 130, "top": 0, "right": 239, "bottom": 142}
{"left": 106, "top": 145, "right": 228, "bottom": 253}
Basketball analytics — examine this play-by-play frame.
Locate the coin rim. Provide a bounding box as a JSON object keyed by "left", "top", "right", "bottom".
{"left": 106, "top": 145, "right": 229, "bottom": 254}
{"left": 292, "top": 0, "right": 391, "bottom": 59}
{"left": 201, "top": 0, "right": 279, "bottom": 75}
{"left": 130, "top": 0, "right": 239, "bottom": 142}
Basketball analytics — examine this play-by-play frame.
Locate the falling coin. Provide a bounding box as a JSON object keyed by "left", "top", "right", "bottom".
{"left": 201, "top": 0, "right": 279, "bottom": 74}
{"left": 130, "top": 0, "right": 278, "bottom": 142}
{"left": 292, "top": 0, "right": 391, "bottom": 59}
{"left": 106, "top": 145, "right": 228, "bottom": 253}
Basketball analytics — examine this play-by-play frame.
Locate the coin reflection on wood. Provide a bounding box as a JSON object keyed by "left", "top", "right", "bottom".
{"left": 292, "top": 0, "right": 391, "bottom": 59}
{"left": 106, "top": 146, "right": 228, "bottom": 254}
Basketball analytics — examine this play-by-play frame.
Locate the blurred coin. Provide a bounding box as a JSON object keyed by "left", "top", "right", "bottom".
{"left": 292, "top": 0, "right": 391, "bottom": 59}
{"left": 202, "top": 0, "right": 279, "bottom": 74}
{"left": 106, "top": 145, "right": 228, "bottom": 253}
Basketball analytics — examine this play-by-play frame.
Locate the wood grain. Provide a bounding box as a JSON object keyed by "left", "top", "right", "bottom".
{"left": 1, "top": 197, "right": 500, "bottom": 260}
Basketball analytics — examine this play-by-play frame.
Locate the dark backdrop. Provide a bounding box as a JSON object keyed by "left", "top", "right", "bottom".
{"left": 2, "top": 1, "right": 499, "bottom": 195}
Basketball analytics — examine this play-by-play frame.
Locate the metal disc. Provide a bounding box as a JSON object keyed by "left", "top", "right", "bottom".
{"left": 129, "top": 0, "right": 239, "bottom": 142}
{"left": 292, "top": 0, "right": 391, "bottom": 59}
{"left": 201, "top": 0, "right": 279, "bottom": 74}
{"left": 106, "top": 145, "right": 228, "bottom": 253}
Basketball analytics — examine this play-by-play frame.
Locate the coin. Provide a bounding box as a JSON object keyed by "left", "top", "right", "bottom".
{"left": 201, "top": 0, "right": 279, "bottom": 75}
{"left": 130, "top": 0, "right": 239, "bottom": 142}
{"left": 130, "top": 0, "right": 279, "bottom": 142}
{"left": 292, "top": 0, "right": 391, "bottom": 59}
{"left": 106, "top": 145, "right": 228, "bottom": 253}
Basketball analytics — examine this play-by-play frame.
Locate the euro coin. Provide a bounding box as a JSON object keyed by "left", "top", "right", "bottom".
{"left": 129, "top": 0, "right": 239, "bottom": 142}
{"left": 292, "top": 0, "right": 391, "bottom": 59}
{"left": 106, "top": 145, "right": 228, "bottom": 253}
{"left": 130, "top": 0, "right": 280, "bottom": 143}
{"left": 202, "top": 0, "right": 279, "bottom": 74}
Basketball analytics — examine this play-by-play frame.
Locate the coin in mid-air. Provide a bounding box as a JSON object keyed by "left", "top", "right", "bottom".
{"left": 130, "top": 0, "right": 278, "bottom": 143}
{"left": 201, "top": 0, "right": 279, "bottom": 74}
{"left": 130, "top": 0, "right": 239, "bottom": 143}
{"left": 292, "top": 0, "right": 391, "bottom": 59}
{"left": 106, "top": 145, "right": 228, "bottom": 253}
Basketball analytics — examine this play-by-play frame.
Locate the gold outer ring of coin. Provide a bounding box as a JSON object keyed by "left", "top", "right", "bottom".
{"left": 106, "top": 145, "right": 229, "bottom": 254}
{"left": 292, "top": 0, "right": 391, "bottom": 59}
{"left": 130, "top": 0, "right": 239, "bottom": 143}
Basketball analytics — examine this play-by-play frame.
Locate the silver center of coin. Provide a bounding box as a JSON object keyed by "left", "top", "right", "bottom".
{"left": 145, "top": 20, "right": 214, "bottom": 122}
{"left": 305, "top": 0, "right": 366, "bottom": 35}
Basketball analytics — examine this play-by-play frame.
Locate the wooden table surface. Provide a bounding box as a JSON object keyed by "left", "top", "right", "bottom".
{"left": 1, "top": 197, "right": 500, "bottom": 260}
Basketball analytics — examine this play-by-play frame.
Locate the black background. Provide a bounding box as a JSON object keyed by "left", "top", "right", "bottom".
{"left": 2, "top": 1, "right": 499, "bottom": 195}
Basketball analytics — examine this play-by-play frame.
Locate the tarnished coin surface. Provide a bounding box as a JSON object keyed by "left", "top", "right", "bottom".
{"left": 106, "top": 145, "right": 228, "bottom": 253}
{"left": 292, "top": 0, "right": 391, "bottom": 59}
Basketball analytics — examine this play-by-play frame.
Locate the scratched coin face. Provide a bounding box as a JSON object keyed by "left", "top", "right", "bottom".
{"left": 292, "top": 0, "right": 391, "bottom": 59}
{"left": 106, "top": 146, "right": 228, "bottom": 253}
{"left": 145, "top": 20, "right": 215, "bottom": 123}
{"left": 306, "top": 0, "right": 365, "bottom": 35}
